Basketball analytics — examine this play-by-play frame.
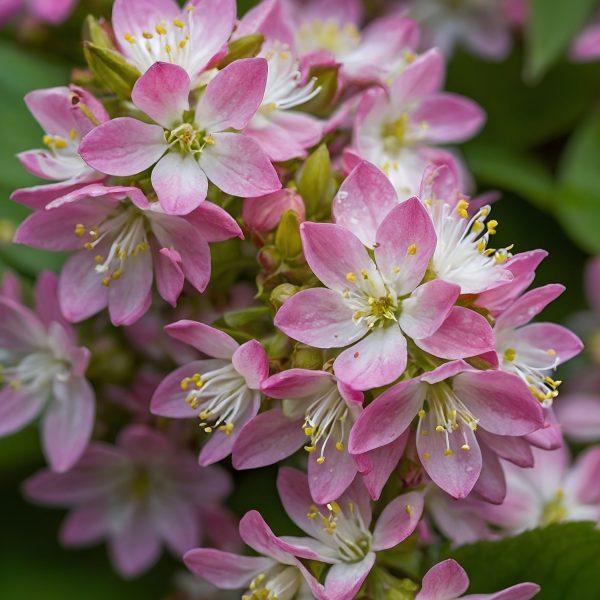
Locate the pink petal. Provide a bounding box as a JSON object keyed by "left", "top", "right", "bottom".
{"left": 132, "top": 62, "right": 190, "bottom": 128}
{"left": 153, "top": 494, "right": 199, "bottom": 555}
{"left": 42, "top": 377, "right": 95, "bottom": 472}
{"left": 34, "top": 271, "right": 68, "bottom": 328}
{"left": 495, "top": 284, "right": 565, "bottom": 330}
{"left": 472, "top": 442, "right": 507, "bottom": 505}
{"left": 416, "top": 306, "right": 495, "bottom": 359}
{"left": 400, "top": 280, "right": 459, "bottom": 340}
{"left": 411, "top": 93, "right": 485, "bottom": 144}
{"left": 476, "top": 430, "right": 534, "bottom": 468}
{"left": 107, "top": 249, "right": 153, "bottom": 326}
{"left": 417, "top": 409, "right": 482, "bottom": 499}
{"left": 11, "top": 176, "right": 101, "bottom": 210}
{"left": 390, "top": 49, "right": 444, "bottom": 110}
{"left": 308, "top": 440, "right": 357, "bottom": 504}
{"left": 332, "top": 160, "right": 398, "bottom": 248}
{"left": 60, "top": 501, "right": 108, "bottom": 546}
{"left": 372, "top": 491, "right": 423, "bottom": 551}
{"left": 186, "top": 201, "right": 244, "bottom": 242}
{"left": 199, "top": 132, "right": 280, "bottom": 197}
{"left": 324, "top": 554, "right": 376, "bottom": 600}
{"left": 454, "top": 371, "right": 544, "bottom": 436}
{"left": 0, "top": 387, "right": 45, "bottom": 436}
{"left": 153, "top": 246, "right": 184, "bottom": 306}
{"left": 108, "top": 508, "right": 162, "bottom": 577}
{"left": 183, "top": 548, "right": 272, "bottom": 589}
{"left": 301, "top": 221, "right": 380, "bottom": 293}
{"left": 466, "top": 583, "right": 541, "bottom": 600}
{"left": 232, "top": 339, "right": 269, "bottom": 390}
{"left": 164, "top": 320, "right": 238, "bottom": 358}
{"left": 79, "top": 117, "right": 166, "bottom": 176}
{"left": 275, "top": 287, "right": 364, "bottom": 348}
{"left": 513, "top": 323, "right": 583, "bottom": 366}
{"left": 416, "top": 559, "right": 469, "bottom": 600}
{"left": 152, "top": 152, "right": 208, "bottom": 215}
{"left": 585, "top": 257, "right": 600, "bottom": 311}
{"left": 555, "top": 393, "right": 600, "bottom": 443}
{"left": 25, "top": 87, "right": 82, "bottom": 139}
{"left": 349, "top": 378, "right": 424, "bottom": 454}
{"left": 234, "top": 0, "right": 294, "bottom": 45}
{"left": 232, "top": 409, "right": 305, "bottom": 469}
{"left": 242, "top": 188, "right": 305, "bottom": 234}
{"left": 262, "top": 369, "right": 332, "bottom": 399}
{"left": 197, "top": 58, "right": 268, "bottom": 132}
{"left": 374, "top": 198, "right": 437, "bottom": 295}
{"left": 570, "top": 447, "right": 600, "bottom": 504}
{"left": 333, "top": 325, "right": 407, "bottom": 391}
{"left": 239, "top": 510, "right": 295, "bottom": 564}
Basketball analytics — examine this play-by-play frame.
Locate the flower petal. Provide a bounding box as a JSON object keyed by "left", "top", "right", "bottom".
{"left": 164, "top": 320, "right": 238, "bottom": 358}
{"left": 495, "top": 284, "right": 565, "bottom": 330}
{"left": 416, "top": 559, "right": 469, "bottom": 600}
{"left": 308, "top": 441, "right": 357, "bottom": 505}
{"left": 232, "top": 340, "right": 269, "bottom": 390}
{"left": 0, "top": 386, "right": 45, "bottom": 437}
{"left": 324, "top": 554, "right": 376, "bottom": 600}
{"left": 372, "top": 491, "right": 423, "bottom": 551}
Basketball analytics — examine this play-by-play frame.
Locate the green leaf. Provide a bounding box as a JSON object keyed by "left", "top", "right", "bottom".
{"left": 526, "top": 0, "right": 596, "bottom": 80}
{"left": 449, "top": 522, "right": 600, "bottom": 599}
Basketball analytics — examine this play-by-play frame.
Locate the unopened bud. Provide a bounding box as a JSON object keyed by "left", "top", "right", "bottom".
{"left": 270, "top": 283, "right": 300, "bottom": 309}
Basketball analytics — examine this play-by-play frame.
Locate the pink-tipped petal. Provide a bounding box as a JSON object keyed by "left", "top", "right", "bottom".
{"left": 372, "top": 491, "right": 423, "bottom": 551}
{"left": 495, "top": 284, "right": 565, "bottom": 330}
{"left": 308, "top": 441, "right": 357, "bottom": 505}
{"left": 324, "top": 554, "right": 376, "bottom": 600}
{"left": 416, "top": 559, "right": 469, "bottom": 600}
{"left": 232, "top": 340, "right": 269, "bottom": 390}
{"left": 164, "top": 320, "right": 238, "bottom": 358}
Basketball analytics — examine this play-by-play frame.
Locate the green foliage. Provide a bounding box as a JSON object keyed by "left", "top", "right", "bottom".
{"left": 217, "top": 33, "right": 265, "bottom": 68}
{"left": 449, "top": 522, "right": 600, "bottom": 599}
{"left": 526, "top": 0, "right": 597, "bottom": 80}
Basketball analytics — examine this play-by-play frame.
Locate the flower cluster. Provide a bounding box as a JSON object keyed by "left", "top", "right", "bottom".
{"left": 4, "top": 0, "right": 589, "bottom": 598}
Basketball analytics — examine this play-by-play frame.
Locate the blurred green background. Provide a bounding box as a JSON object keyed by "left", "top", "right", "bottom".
{"left": 2, "top": 0, "right": 600, "bottom": 598}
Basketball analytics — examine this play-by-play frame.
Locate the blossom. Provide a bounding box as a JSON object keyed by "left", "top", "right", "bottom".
{"left": 79, "top": 59, "right": 281, "bottom": 215}
{"left": 244, "top": 41, "right": 323, "bottom": 162}
{"left": 353, "top": 49, "right": 484, "bottom": 195}
{"left": 570, "top": 17, "right": 600, "bottom": 62}
{"left": 403, "top": 0, "right": 519, "bottom": 60}
{"left": 275, "top": 198, "right": 492, "bottom": 390}
{"left": 14, "top": 183, "right": 241, "bottom": 326}
{"left": 23, "top": 425, "right": 232, "bottom": 577}
{"left": 0, "top": 0, "right": 76, "bottom": 26}
{"left": 272, "top": 467, "right": 424, "bottom": 600}
{"left": 415, "top": 559, "right": 539, "bottom": 600}
{"left": 111, "top": 0, "right": 235, "bottom": 78}
{"left": 243, "top": 188, "right": 305, "bottom": 234}
{"left": 184, "top": 510, "right": 318, "bottom": 600}
{"left": 333, "top": 159, "right": 512, "bottom": 294}
{"left": 151, "top": 320, "right": 269, "bottom": 465}
{"left": 233, "top": 368, "right": 363, "bottom": 503}
{"left": 11, "top": 86, "right": 107, "bottom": 208}
{"left": 494, "top": 284, "right": 583, "bottom": 405}
{"left": 0, "top": 271, "right": 94, "bottom": 472}
{"left": 349, "top": 360, "right": 544, "bottom": 499}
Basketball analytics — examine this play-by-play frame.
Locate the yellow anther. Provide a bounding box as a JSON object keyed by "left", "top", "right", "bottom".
{"left": 469, "top": 421, "right": 478, "bottom": 431}
{"left": 199, "top": 410, "right": 211, "bottom": 420}
{"left": 173, "top": 18, "right": 185, "bottom": 28}
{"left": 335, "top": 441, "right": 344, "bottom": 451}
{"left": 219, "top": 423, "right": 234, "bottom": 436}
{"left": 124, "top": 32, "right": 136, "bottom": 44}
{"left": 155, "top": 23, "right": 167, "bottom": 35}
{"left": 69, "top": 128, "right": 77, "bottom": 140}
{"left": 494, "top": 251, "right": 508, "bottom": 264}
{"left": 304, "top": 427, "right": 314, "bottom": 436}
{"left": 203, "top": 134, "right": 215, "bottom": 145}
{"left": 142, "top": 30, "right": 153, "bottom": 39}
{"left": 456, "top": 199, "right": 469, "bottom": 219}
{"left": 407, "top": 243, "right": 417, "bottom": 255}
{"left": 487, "top": 220, "right": 498, "bottom": 235}
{"left": 101, "top": 277, "right": 111, "bottom": 287}
{"left": 178, "top": 37, "right": 189, "bottom": 49}
{"left": 180, "top": 378, "right": 190, "bottom": 391}
{"left": 43, "top": 134, "right": 52, "bottom": 146}
{"left": 187, "top": 3, "right": 194, "bottom": 10}
{"left": 164, "top": 43, "right": 172, "bottom": 54}
{"left": 444, "top": 448, "right": 454, "bottom": 457}
{"left": 94, "top": 255, "right": 104, "bottom": 264}
{"left": 53, "top": 137, "right": 67, "bottom": 149}
{"left": 346, "top": 271, "right": 356, "bottom": 282}
{"left": 204, "top": 426, "right": 213, "bottom": 433}
{"left": 461, "top": 443, "right": 471, "bottom": 451}
{"left": 304, "top": 445, "right": 316, "bottom": 453}
{"left": 422, "top": 452, "right": 430, "bottom": 460}
{"left": 421, "top": 429, "right": 429, "bottom": 436}
{"left": 405, "top": 504, "right": 413, "bottom": 515}
{"left": 472, "top": 220, "right": 484, "bottom": 233}
{"left": 503, "top": 348, "right": 517, "bottom": 362}
{"left": 280, "top": 51, "right": 290, "bottom": 60}
{"left": 360, "top": 269, "right": 369, "bottom": 280}
{"left": 111, "top": 270, "right": 122, "bottom": 280}
{"left": 418, "top": 409, "right": 426, "bottom": 418}
{"left": 477, "top": 239, "right": 486, "bottom": 253}
{"left": 74, "top": 223, "right": 86, "bottom": 237}
{"left": 435, "top": 425, "right": 444, "bottom": 432}
{"left": 316, "top": 456, "right": 326, "bottom": 464}
{"left": 393, "top": 266, "right": 401, "bottom": 273}
{"left": 547, "top": 348, "right": 557, "bottom": 356}
{"left": 83, "top": 242, "right": 93, "bottom": 250}
{"left": 327, "top": 501, "right": 340, "bottom": 514}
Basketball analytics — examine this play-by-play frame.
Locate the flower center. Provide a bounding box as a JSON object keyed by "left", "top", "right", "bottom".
{"left": 122, "top": 7, "right": 195, "bottom": 72}
{"left": 74, "top": 205, "right": 149, "bottom": 287}
{"left": 540, "top": 488, "right": 567, "bottom": 526}
{"left": 426, "top": 199, "right": 512, "bottom": 293}
{"left": 302, "top": 383, "right": 350, "bottom": 464}
{"left": 342, "top": 269, "right": 398, "bottom": 330}
{"left": 165, "top": 122, "right": 214, "bottom": 156}
{"left": 42, "top": 127, "right": 79, "bottom": 156}
{"left": 243, "top": 566, "right": 302, "bottom": 600}
{"left": 180, "top": 363, "right": 249, "bottom": 436}
{"left": 0, "top": 349, "right": 68, "bottom": 394}
{"left": 296, "top": 19, "right": 361, "bottom": 57}
{"left": 307, "top": 500, "right": 372, "bottom": 562}
{"left": 128, "top": 468, "right": 151, "bottom": 498}
{"left": 418, "top": 382, "right": 479, "bottom": 458}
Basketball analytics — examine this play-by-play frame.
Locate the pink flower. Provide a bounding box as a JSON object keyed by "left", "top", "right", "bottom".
{"left": 243, "top": 188, "right": 305, "bottom": 234}
{"left": 0, "top": 271, "right": 94, "bottom": 472}
{"left": 275, "top": 199, "right": 489, "bottom": 390}
{"left": 24, "top": 425, "right": 232, "bottom": 577}
{"left": 349, "top": 360, "right": 544, "bottom": 499}
{"left": 79, "top": 59, "right": 281, "bottom": 215}
{"left": 184, "top": 510, "right": 319, "bottom": 599}
{"left": 244, "top": 42, "right": 323, "bottom": 162}
{"left": 415, "top": 559, "right": 539, "bottom": 600}
{"left": 353, "top": 49, "right": 484, "bottom": 195}
{"left": 494, "top": 284, "right": 583, "bottom": 404}
{"left": 271, "top": 468, "right": 424, "bottom": 600}
{"left": 0, "top": 0, "right": 76, "bottom": 26}
{"left": 233, "top": 368, "right": 363, "bottom": 503}
{"left": 11, "top": 86, "right": 107, "bottom": 209}
{"left": 14, "top": 183, "right": 241, "bottom": 326}
{"left": 111, "top": 0, "right": 235, "bottom": 78}
{"left": 333, "top": 160, "right": 512, "bottom": 294}
{"left": 404, "top": 0, "right": 518, "bottom": 60}
{"left": 570, "top": 18, "right": 600, "bottom": 62}
{"left": 151, "top": 320, "right": 269, "bottom": 465}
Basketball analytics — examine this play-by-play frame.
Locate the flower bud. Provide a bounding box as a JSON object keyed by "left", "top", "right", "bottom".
{"left": 297, "top": 144, "right": 335, "bottom": 217}
{"left": 217, "top": 34, "right": 265, "bottom": 68}
{"left": 83, "top": 42, "right": 141, "bottom": 99}
{"left": 270, "top": 283, "right": 300, "bottom": 309}
{"left": 291, "top": 345, "right": 324, "bottom": 370}
{"left": 275, "top": 210, "right": 303, "bottom": 259}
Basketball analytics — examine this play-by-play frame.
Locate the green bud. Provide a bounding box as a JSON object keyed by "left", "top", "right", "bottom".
{"left": 83, "top": 42, "right": 141, "bottom": 99}
{"left": 264, "top": 330, "right": 292, "bottom": 361}
{"left": 297, "top": 144, "right": 334, "bottom": 217}
{"left": 223, "top": 306, "right": 270, "bottom": 329}
{"left": 275, "top": 210, "right": 303, "bottom": 259}
{"left": 270, "top": 283, "right": 300, "bottom": 309}
{"left": 296, "top": 64, "right": 338, "bottom": 116}
{"left": 217, "top": 34, "right": 265, "bottom": 68}
{"left": 291, "top": 345, "right": 324, "bottom": 370}
{"left": 84, "top": 16, "right": 115, "bottom": 49}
